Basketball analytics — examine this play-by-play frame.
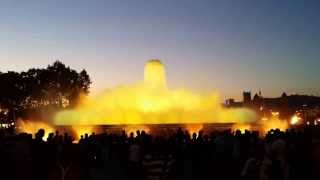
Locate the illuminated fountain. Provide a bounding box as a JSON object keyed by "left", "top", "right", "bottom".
{"left": 54, "top": 59, "right": 255, "bottom": 134}
{"left": 16, "top": 59, "right": 296, "bottom": 140}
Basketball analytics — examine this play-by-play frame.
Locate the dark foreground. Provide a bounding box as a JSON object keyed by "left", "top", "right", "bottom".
{"left": 1, "top": 126, "right": 320, "bottom": 180}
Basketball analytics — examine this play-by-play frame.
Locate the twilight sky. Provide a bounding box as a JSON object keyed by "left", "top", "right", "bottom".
{"left": 0, "top": 0, "right": 319, "bottom": 100}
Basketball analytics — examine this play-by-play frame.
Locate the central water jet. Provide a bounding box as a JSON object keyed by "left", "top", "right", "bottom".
{"left": 144, "top": 59, "right": 167, "bottom": 89}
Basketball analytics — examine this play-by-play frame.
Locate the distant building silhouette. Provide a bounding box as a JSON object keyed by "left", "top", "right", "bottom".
{"left": 226, "top": 91, "right": 320, "bottom": 121}
{"left": 225, "top": 98, "right": 243, "bottom": 107}
{"left": 243, "top": 91, "right": 251, "bottom": 106}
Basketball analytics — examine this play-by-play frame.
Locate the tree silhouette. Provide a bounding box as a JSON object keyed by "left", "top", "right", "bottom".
{"left": 0, "top": 71, "right": 25, "bottom": 109}
{"left": 0, "top": 61, "right": 91, "bottom": 121}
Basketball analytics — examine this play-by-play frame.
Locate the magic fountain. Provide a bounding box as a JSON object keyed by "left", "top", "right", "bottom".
{"left": 52, "top": 60, "right": 256, "bottom": 134}
{"left": 18, "top": 60, "right": 289, "bottom": 139}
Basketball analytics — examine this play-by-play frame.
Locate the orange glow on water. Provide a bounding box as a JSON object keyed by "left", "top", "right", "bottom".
{"left": 261, "top": 114, "right": 288, "bottom": 133}
{"left": 72, "top": 126, "right": 95, "bottom": 139}
{"left": 124, "top": 125, "right": 150, "bottom": 137}
{"left": 232, "top": 124, "right": 251, "bottom": 133}
{"left": 185, "top": 124, "right": 203, "bottom": 135}
{"left": 17, "top": 119, "right": 55, "bottom": 140}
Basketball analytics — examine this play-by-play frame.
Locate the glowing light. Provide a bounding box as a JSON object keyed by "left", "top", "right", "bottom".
{"left": 72, "top": 126, "right": 95, "bottom": 140}
{"left": 261, "top": 117, "right": 268, "bottom": 121}
{"left": 290, "top": 115, "right": 300, "bottom": 125}
{"left": 185, "top": 124, "right": 203, "bottom": 135}
{"left": 271, "top": 111, "right": 280, "bottom": 117}
{"left": 232, "top": 124, "right": 251, "bottom": 133}
{"left": 17, "top": 119, "right": 55, "bottom": 140}
{"left": 54, "top": 60, "right": 256, "bottom": 126}
{"left": 261, "top": 116, "right": 288, "bottom": 133}
{"left": 0, "top": 123, "right": 10, "bottom": 128}
{"left": 124, "top": 125, "right": 150, "bottom": 137}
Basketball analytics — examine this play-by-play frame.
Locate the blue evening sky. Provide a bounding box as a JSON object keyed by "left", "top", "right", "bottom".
{"left": 0, "top": 0, "right": 319, "bottom": 100}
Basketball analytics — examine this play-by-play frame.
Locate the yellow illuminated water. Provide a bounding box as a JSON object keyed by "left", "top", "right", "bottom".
{"left": 54, "top": 60, "right": 256, "bottom": 126}
{"left": 260, "top": 113, "right": 289, "bottom": 134}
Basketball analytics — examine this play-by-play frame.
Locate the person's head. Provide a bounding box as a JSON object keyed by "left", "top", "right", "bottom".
{"left": 121, "top": 130, "right": 126, "bottom": 137}
{"left": 235, "top": 130, "right": 241, "bottom": 136}
{"left": 192, "top": 133, "right": 197, "bottom": 140}
{"left": 47, "top": 132, "right": 54, "bottom": 141}
{"left": 36, "top": 128, "right": 45, "bottom": 138}
{"left": 141, "top": 130, "right": 146, "bottom": 136}
{"left": 130, "top": 132, "right": 134, "bottom": 138}
{"left": 48, "top": 132, "right": 54, "bottom": 137}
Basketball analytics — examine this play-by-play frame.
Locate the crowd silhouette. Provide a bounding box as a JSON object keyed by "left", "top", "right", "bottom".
{"left": 1, "top": 126, "right": 320, "bottom": 180}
